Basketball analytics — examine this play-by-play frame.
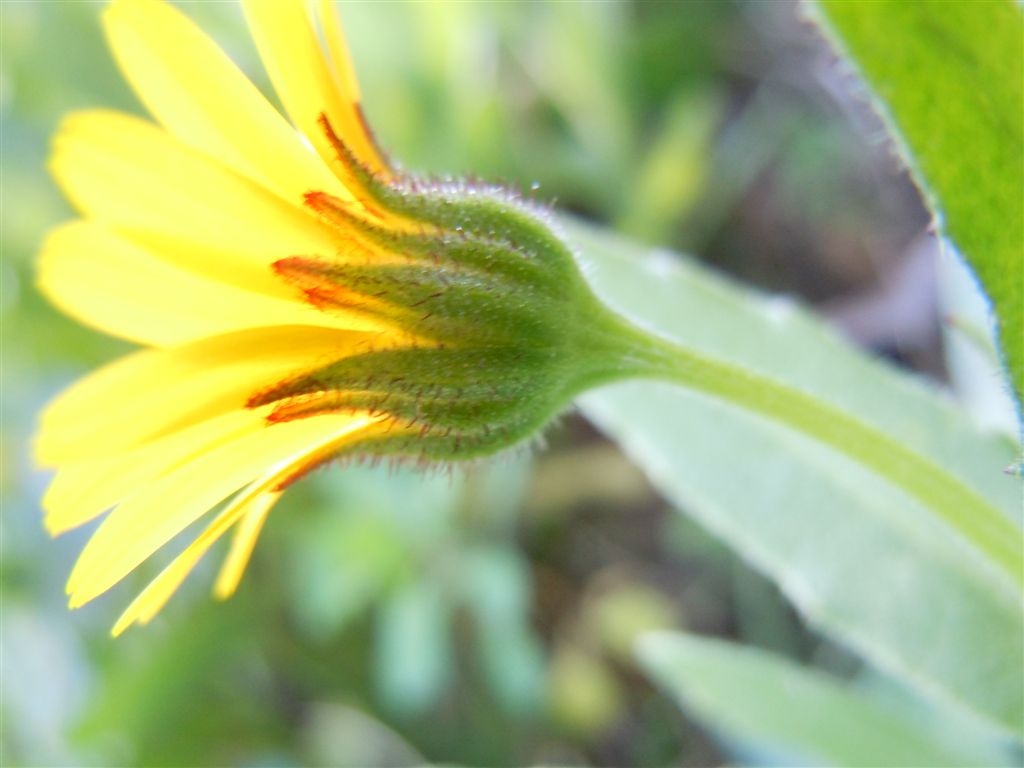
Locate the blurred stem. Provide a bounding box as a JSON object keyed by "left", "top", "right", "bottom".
{"left": 578, "top": 303, "right": 1024, "bottom": 592}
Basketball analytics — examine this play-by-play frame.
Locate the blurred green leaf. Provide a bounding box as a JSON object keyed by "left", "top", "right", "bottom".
{"left": 940, "top": 253, "right": 1021, "bottom": 439}
{"left": 810, "top": 0, "right": 1024, "bottom": 415}
{"left": 77, "top": 600, "right": 280, "bottom": 767}
{"left": 301, "top": 703, "right": 423, "bottom": 768}
{"left": 287, "top": 509, "right": 408, "bottom": 641}
{"left": 637, "top": 631, "right": 1008, "bottom": 767}
{"left": 374, "top": 579, "right": 453, "bottom": 717}
{"left": 524, "top": 1, "right": 632, "bottom": 175}
{"left": 570, "top": 221, "right": 1023, "bottom": 737}
{"left": 617, "top": 88, "right": 720, "bottom": 243}
{"left": 461, "top": 547, "right": 546, "bottom": 715}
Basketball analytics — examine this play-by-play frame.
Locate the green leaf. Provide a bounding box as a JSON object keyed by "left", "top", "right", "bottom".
{"left": 460, "top": 547, "right": 546, "bottom": 715}
{"left": 636, "top": 632, "right": 1008, "bottom": 767}
{"left": 809, "top": 0, "right": 1024, "bottom": 416}
{"left": 616, "top": 88, "right": 721, "bottom": 243}
{"left": 374, "top": 580, "right": 453, "bottom": 717}
{"left": 568, "top": 221, "right": 1023, "bottom": 737}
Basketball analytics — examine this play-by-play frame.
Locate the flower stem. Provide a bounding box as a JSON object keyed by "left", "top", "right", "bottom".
{"left": 580, "top": 306, "right": 1024, "bottom": 591}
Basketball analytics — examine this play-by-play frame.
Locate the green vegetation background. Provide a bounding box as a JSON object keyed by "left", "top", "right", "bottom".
{"left": 2, "top": 2, "right": 1011, "bottom": 766}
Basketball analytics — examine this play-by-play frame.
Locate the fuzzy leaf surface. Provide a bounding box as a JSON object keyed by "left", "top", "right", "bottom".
{"left": 811, "top": 0, "right": 1024, "bottom": 415}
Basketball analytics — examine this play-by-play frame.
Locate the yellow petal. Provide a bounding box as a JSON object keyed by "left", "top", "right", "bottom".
{"left": 36, "top": 325, "right": 374, "bottom": 464}
{"left": 68, "top": 413, "right": 378, "bottom": 608}
{"left": 111, "top": 407, "right": 378, "bottom": 636}
{"left": 110, "top": 476, "right": 278, "bottom": 636}
{"left": 212, "top": 489, "right": 278, "bottom": 600}
{"left": 50, "top": 110, "right": 339, "bottom": 300}
{"left": 316, "top": 0, "right": 363, "bottom": 108}
{"left": 242, "top": 0, "right": 387, "bottom": 181}
{"left": 38, "top": 221, "right": 372, "bottom": 347}
{"left": 314, "top": 0, "right": 388, "bottom": 174}
{"left": 102, "top": 0, "right": 349, "bottom": 204}
{"left": 43, "top": 408, "right": 268, "bottom": 536}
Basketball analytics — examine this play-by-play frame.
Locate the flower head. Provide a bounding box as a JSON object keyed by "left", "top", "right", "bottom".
{"left": 37, "top": 0, "right": 639, "bottom": 635}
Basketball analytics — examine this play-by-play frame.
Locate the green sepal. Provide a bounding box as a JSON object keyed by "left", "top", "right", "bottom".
{"left": 264, "top": 125, "right": 644, "bottom": 464}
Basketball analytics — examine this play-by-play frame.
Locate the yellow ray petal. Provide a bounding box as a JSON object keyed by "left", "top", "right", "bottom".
{"left": 212, "top": 490, "right": 278, "bottom": 601}
{"left": 38, "top": 221, "right": 375, "bottom": 348}
{"left": 110, "top": 477, "right": 278, "bottom": 637}
{"left": 36, "top": 325, "right": 376, "bottom": 464}
{"left": 242, "top": 0, "right": 388, "bottom": 183}
{"left": 68, "top": 413, "right": 378, "bottom": 609}
{"left": 316, "top": 0, "right": 363, "bottom": 111}
{"left": 43, "top": 408, "right": 269, "bottom": 536}
{"left": 111, "top": 408, "right": 379, "bottom": 636}
{"left": 314, "top": 0, "right": 388, "bottom": 174}
{"left": 50, "top": 110, "right": 341, "bottom": 300}
{"left": 102, "top": 0, "right": 349, "bottom": 205}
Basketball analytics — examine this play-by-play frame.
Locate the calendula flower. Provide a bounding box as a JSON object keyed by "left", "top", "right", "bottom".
{"left": 37, "top": 0, "right": 653, "bottom": 635}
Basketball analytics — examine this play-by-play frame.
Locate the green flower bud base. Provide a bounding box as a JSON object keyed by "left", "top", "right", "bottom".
{"left": 254, "top": 117, "right": 1021, "bottom": 590}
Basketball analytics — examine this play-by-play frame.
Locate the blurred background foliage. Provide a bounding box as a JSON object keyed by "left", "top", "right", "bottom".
{"left": 1, "top": 1, "right": 1013, "bottom": 766}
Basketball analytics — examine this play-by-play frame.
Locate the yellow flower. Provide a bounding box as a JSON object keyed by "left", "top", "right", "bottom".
{"left": 37, "top": 0, "right": 641, "bottom": 635}
{"left": 36, "top": 0, "right": 405, "bottom": 636}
